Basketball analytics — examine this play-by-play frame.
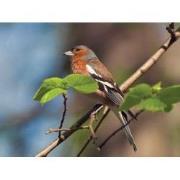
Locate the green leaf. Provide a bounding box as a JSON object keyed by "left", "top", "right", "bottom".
{"left": 152, "top": 82, "right": 162, "bottom": 93}
{"left": 64, "top": 74, "right": 98, "bottom": 93}
{"left": 158, "top": 85, "right": 180, "bottom": 104}
{"left": 137, "top": 97, "right": 167, "bottom": 112}
{"left": 33, "top": 85, "right": 52, "bottom": 101}
{"left": 43, "top": 77, "right": 67, "bottom": 89}
{"left": 164, "top": 104, "right": 173, "bottom": 112}
{"left": 40, "top": 88, "right": 66, "bottom": 105}
{"left": 33, "top": 77, "right": 67, "bottom": 101}
{"left": 120, "top": 84, "right": 152, "bottom": 111}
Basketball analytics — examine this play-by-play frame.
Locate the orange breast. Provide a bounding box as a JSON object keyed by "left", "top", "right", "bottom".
{"left": 71, "top": 58, "right": 89, "bottom": 75}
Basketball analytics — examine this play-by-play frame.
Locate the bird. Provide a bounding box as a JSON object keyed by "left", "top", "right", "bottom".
{"left": 64, "top": 45, "right": 137, "bottom": 151}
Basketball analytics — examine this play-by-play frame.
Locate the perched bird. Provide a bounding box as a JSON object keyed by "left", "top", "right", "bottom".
{"left": 64, "top": 45, "right": 137, "bottom": 151}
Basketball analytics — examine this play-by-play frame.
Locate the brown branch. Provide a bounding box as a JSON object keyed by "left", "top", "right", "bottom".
{"left": 35, "top": 23, "right": 180, "bottom": 157}
{"left": 46, "top": 128, "right": 71, "bottom": 134}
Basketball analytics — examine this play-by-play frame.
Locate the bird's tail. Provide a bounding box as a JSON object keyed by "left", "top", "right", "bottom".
{"left": 111, "top": 107, "right": 137, "bottom": 151}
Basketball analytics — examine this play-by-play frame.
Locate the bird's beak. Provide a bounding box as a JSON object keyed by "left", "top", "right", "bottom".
{"left": 64, "top": 51, "right": 74, "bottom": 56}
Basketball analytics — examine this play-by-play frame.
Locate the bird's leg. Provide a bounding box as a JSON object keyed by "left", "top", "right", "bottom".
{"left": 88, "top": 112, "right": 98, "bottom": 145}
{"left": 81, "top": 105, "right": 104, "bottom": 145}
{"left": 78, "top": 115, "right": 97, "bottom": 141}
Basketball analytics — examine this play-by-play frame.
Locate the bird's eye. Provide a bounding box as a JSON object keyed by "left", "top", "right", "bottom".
{"left": 75, "top": 48, "right": 81, "bottom": 51}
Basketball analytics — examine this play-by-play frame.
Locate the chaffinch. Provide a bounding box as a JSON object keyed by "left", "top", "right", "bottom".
{"left": 64, "top": 45, "right": 137, "bottom": 151}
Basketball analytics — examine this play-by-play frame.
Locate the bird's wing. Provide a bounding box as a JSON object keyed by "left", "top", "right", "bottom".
{"left": 86, "top": 59, "right": 124, "bottom": 106}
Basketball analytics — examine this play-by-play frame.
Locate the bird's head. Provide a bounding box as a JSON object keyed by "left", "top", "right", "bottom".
{"left": 64, "top": 45, "right": 97, "bottom": 61}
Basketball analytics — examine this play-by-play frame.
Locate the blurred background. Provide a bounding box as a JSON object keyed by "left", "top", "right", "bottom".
{"left": 0, "top": 23, "right": 180, "bottom": 157}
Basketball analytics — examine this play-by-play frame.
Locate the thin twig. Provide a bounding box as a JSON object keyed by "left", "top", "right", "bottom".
{"left": 58, "top": 94, "right": 67, "bottom": 138}
{"left": 36, "top": 23, "right": 180, "bottom": 157}
{"left": 98, "top": 110, "right": 143, "bottom": 150}
{"left": 46, "top": 128, "right": 71, "bottom": 134}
